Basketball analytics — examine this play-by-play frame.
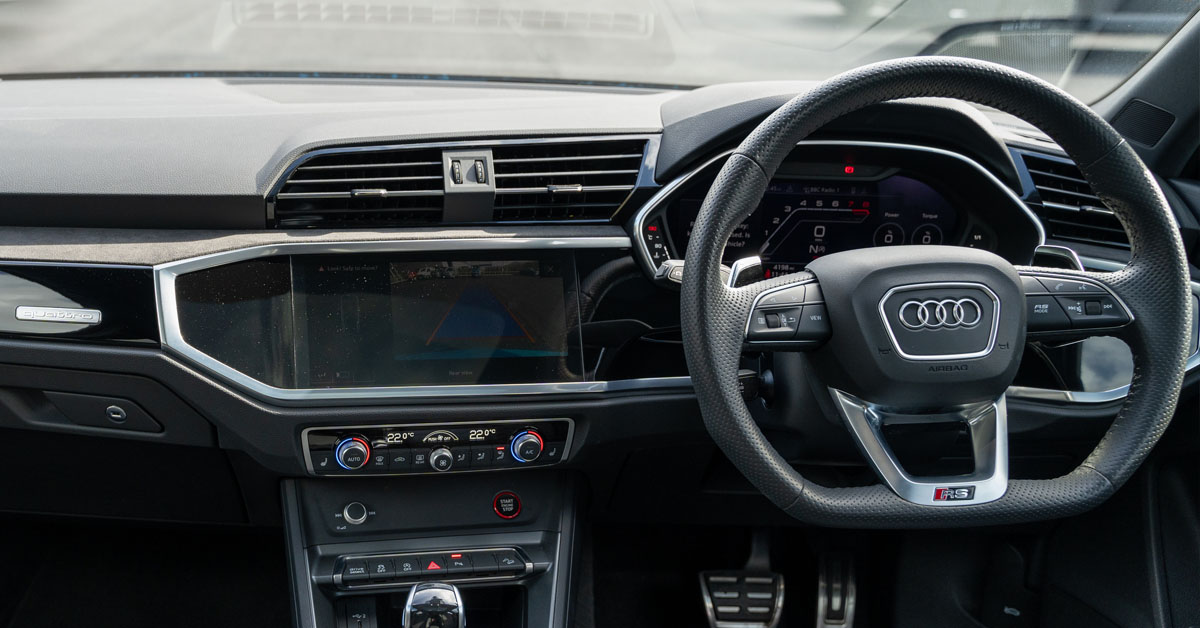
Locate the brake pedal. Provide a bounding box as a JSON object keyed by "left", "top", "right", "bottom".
{"left": 699, "top": 571, "right": 784, "bottom": 628}
{"left": 816, "top": 553, "right": 856, "bottom": 627}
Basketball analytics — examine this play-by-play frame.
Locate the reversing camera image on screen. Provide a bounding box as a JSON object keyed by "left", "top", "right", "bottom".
{"left": 387, "top": 259, "right": 572, "bottom": 384}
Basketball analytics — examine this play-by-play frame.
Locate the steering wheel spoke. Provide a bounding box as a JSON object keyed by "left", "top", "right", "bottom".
{"left": 1018, "top": 267, "right": 1133, "bottom": 339}
{"left": 830, "top": 389, "right": 1008, "bottom": 506}
{"left": 741, "top": 274, "right": 831, "bottom": 351}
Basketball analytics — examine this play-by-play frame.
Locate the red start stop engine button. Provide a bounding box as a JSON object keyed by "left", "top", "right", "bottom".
{"left": 493, "top": 491, "right": 521, "bottom": 519}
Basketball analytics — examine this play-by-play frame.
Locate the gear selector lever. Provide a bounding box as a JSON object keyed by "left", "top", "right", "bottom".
{"left": 402, "top": 582, "right": 464, "bottom": 628}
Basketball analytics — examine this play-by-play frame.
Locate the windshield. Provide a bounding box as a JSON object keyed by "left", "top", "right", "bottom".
{"left": 1, "top": 0, "right": 1196, "bottom": 102}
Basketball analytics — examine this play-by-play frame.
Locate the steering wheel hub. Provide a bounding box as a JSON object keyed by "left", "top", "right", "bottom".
{"left": 806, "top": 245, "right": 1024, "bottom": 409}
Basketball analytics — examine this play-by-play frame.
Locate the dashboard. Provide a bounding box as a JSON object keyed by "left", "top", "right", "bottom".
{"left": 0, "top": 78, "right": 1193, "bottom": 534}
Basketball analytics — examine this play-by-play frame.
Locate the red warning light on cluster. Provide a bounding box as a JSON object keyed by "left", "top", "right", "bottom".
{"left": 843, "top": 165, "right": 855, "bottom": 174}
{"left": 647, "top": 225, "right": 658, "bottom": 231}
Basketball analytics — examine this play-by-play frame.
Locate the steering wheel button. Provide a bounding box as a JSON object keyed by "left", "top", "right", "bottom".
{"left": 1037, "top": 277, "right": 1104, "bottom": 295}
{"left": 1026, "top": 295, "right": 1071, "bottom": 331}
{"left": 1055, "top": 295, "right": 1129, "bottom": 328}
{"left": 804, "top": 284, "right": 823, "bottom": 303}
{"left": 1020, "top": 276, "right": 1048, "bottom": 294}
{"left": 748, "top": 306, "right": 802, "bottom": 339}
{"left": 759, "top": 285, "right": 805, "bottom": 306}
{"left": 794, "top": 304, "right": 830, "bottom": 340}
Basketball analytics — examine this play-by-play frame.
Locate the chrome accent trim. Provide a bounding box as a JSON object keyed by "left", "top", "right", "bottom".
{"left": 877, "top": 282, "right": 1001, "bottom": 361}
{"left": 831, "top": 389, "right": 1009, "bottom": 506}
{"left": 301, "top": 417, "right": 576, "bottom": 476}
{"left": 155, "top": 244, "right": 701, "bottom": 402}
{"left": 630, "top": 140, "right": 1046, "bottom": 277}
{"left": 1033, "top": 244, "right": 1084, "bottom": 270}
{"left": 14, "top": 306, "right": 102, "bottom": 325}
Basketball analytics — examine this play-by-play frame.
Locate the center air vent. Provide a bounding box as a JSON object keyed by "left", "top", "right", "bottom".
{"left": 1020, "top": 152, "right": 1129, "bottom": 249}
{"left": 273, "top": 147, "right": 445, "bottom": 228}
{"left": 491, "top": 139, "right": 646, "bottom": 221}
{"left": 271, "top": 138, "right": 648, "bottom": 228}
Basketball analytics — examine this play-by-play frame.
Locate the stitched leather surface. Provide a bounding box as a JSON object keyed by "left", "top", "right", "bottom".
{"left": 680, "top": 57, "right": 1193, "bottom": 528}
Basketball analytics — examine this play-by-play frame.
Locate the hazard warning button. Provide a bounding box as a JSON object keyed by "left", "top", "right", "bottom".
{"left": 420, "top": 554, "right": 447, "bottom": 573}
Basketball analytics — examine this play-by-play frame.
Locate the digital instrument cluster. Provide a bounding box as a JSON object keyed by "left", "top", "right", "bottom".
{"left": 662, "top": 174, "right": 958, "bottom": 276}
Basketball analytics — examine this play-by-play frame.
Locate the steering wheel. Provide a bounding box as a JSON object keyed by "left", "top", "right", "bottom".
{"left": 681, "top": 57, "right": 1194, "bottom": 527}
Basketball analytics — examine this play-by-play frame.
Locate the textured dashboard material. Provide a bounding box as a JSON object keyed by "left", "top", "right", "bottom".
{"left": 681, "top": 57, "right": 1193, "bottom": 528}
{"left": 0, "top": 225, "right": 627, "bottom": 266}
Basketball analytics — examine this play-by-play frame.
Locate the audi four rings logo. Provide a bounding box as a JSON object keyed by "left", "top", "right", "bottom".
{"left": 898, "top": 298, "right": 983, "bottom": 330}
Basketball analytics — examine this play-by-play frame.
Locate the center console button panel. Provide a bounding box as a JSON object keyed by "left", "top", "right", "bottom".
{"left": 303, "top": 419, "right": 573, "bottom": 477}
{"left": 335, "top": 548, "right": 532, "bottom": 589}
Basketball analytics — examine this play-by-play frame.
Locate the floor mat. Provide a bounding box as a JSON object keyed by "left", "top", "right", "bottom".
{"left": 0, "top": 518, "right": 291, "bottom": 628}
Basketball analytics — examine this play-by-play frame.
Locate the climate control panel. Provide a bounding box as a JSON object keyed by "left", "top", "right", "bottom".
{"left": 302, "top": 419, "right": 573, "bottom": 476}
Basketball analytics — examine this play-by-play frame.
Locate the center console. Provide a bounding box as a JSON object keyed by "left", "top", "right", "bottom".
{"left": 284, "top": 469, "right": 579, "bottom": 628}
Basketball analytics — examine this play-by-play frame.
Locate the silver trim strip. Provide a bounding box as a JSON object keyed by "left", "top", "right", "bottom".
{"left": 15, "top": 306, "right": 102, "bottom": 325}
{"left": 300, "top": 418, "right": 575, "bottom": 476}
{"left": 831, "top": 389, "right": 1009, "bottom": 506}
{"left": 877, "top": 282, "right": 1001, "bottom": 361}
{"left": 154, "top": 237, "right": 706, "bottom": 402}
{"left": 630, "top": 140, "right": 1046, "bottom": 276}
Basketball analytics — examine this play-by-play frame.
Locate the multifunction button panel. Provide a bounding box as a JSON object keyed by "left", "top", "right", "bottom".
{"left": 1021, "top": 274, "right": 1133, "bottom": 335}
{"left": 336, "top": 547, "right": 530, "bottom": 589}
{"left": 303, "top": 419, "right": 573, "bottom": 476}
{"left": 744, "top": 281, "right": 832, "bottom": 350}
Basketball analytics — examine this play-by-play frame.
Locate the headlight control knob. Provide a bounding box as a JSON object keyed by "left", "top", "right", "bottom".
{"left": 510, "top": 430, "right": 544, "bottom": 463}
{"left": 335, "top": 437, "right": 370, "bottom": 470}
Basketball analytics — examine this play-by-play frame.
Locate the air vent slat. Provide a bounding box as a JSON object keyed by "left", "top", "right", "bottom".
{"left": 296, "top": 161, "right": 442, "bottom": 171}
{"left": 277, "top": 190, "right": 445, "bottom": 199}
{"left": 495, "top": 185, "right": 635, "bottom": 194}
{"left": 492, "top": 153, "right": 644, "bottom": 164}
{"left": 1033, "top": 185, "right": 1101, "bottom": 203}
{"left": 494, "top": 170, "right": 639, "bottom": 178}
{"left": 1020, "top": 152, "right": 1129, "bottom": 249}
{"left": 286, "top": 176, "right": 443, "bottom": 184}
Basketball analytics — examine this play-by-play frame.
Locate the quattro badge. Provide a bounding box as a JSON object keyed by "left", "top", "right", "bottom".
{"left": 15, "top": 306, "right": 102, "bottom": 325}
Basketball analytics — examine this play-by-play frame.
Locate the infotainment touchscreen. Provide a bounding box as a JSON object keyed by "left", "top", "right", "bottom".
{"left": 295, "top": 252, "right": 582, "bottom": 388}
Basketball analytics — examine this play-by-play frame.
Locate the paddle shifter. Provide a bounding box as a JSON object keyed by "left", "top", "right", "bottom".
{"left": 402, "top": 582, "right": 464, "bottom": 628}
